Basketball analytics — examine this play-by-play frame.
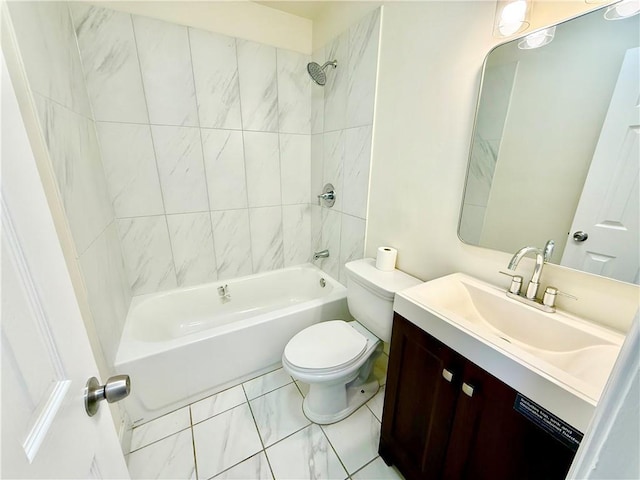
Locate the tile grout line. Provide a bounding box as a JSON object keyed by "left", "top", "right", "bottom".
{"left": 188, "top": 405, "right": 200, "bottom": 480}
{"left": 241, "top": 382, "right": 277, "bottom": 480}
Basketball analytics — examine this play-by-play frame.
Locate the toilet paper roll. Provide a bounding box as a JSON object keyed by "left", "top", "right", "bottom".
{"left": 376, "top": 247, "right": 398, "bottom": 271}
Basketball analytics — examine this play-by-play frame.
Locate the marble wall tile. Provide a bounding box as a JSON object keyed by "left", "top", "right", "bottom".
{"left": 280, "top": 134, "right": 311, "bottom": 205}
{"left": 277, "top": 49, "right": 311, "bottom": 134}
{"left": 79, "top": 222, "right": 131, "bottom": 366}
{"left": 283, "top": 205, "right": 312, "bottom": 267}
{"left": 189, "top": 28, "right": 242, "bottom": 130}
{"left": 339, "top": 215, "right": 366, "bottom": 284}
{"left": 150, "top": 125, "right": 209, "bottom": 214}
{"left": 243, "top": 132, "right": 281, "bottom": 207}
{"left": 466, "top": 137, "right": 499, "bottom": 207}
{"left": 7, "top": 2, "right": 92, "bottom": 117}
{"left": 96, "top": 122, "right": 164, "bottom": 217}
{"left": 343, "top": 126, "right": 372, "bottom": 219}
{"left": 70, "top": 4, "right": 148, "bottom": 123}
{"left": 347, "top": 9, "right": 380, "bottom": 128}
{"left": 211, "top": 210, "right": 253, "bottom": 280}
{"left": 117, "top": 216, "right": 177, "bottom": 295}
{"left": 237, "top": 40, "right": 278, "bottom": 132}
{"left": 34, "top": 95, "right": 114, "bottom": 255}
{"left": 132, "top": 15, "right": 198, "bottom": 126}
{"left": 318, "top": 208, "right": 342, "bottom": 280}
{"left": 167, "top": 213, "right": 217, "bottom": 287}
{"left": 310, "top": 205, "right": 323, "bottom": 253}
{"left": 323, "top": 32, "right": 348, "bottom": 132}
{"left": 249, "top": 207, "right": 284, "bottom": 273}
{"left": 311, "top": 48, "right": 325, "bottom": 134}
{"left": 323, "top": 130, "right": 345, "bottom": 212}
{"left": 310, "top": 134, "right": 324, "bottom": 204}
{"left": 201, "top": 129, "right": 248, "bottom": 211}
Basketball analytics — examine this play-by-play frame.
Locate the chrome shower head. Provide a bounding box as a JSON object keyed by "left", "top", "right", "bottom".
{"left": 307, "top": 60, "right": 338, "bottom": 86}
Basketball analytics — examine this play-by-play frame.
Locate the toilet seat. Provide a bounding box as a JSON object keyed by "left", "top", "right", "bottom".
{"left": 284, "top": 320, "right": 367, "bottom": 372}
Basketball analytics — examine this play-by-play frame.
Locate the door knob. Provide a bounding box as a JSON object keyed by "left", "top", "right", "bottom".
{"left": 84, "top": 375, "right": 131, "bottom": 417}
{"left": 572, "top": 231, "right": 588, "bottom": 242}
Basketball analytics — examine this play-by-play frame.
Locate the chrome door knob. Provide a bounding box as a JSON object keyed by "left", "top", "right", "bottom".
{"left": 85, "top": 374, "right": 131, "bottom": 417}
{"left": 572, "top": 231, "right": 589, "bottom": 242}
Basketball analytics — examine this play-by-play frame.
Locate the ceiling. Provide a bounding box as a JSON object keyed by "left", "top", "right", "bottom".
{"left": 254, "top": 1, "right": 331, "bottom": 20}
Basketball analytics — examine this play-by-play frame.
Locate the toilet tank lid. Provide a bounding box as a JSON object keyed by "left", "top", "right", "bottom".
{"left": 345, "top": 258, "right": 422, "bottom": 297}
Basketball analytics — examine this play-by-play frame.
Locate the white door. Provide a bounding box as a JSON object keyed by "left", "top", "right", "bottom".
{"left": 1, "top": 53, "right": 129, "bottom": 478}
{"left": 561, "top": 48, "right": 640, "bottom": 284}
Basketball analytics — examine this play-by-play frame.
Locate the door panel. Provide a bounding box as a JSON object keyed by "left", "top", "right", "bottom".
{"left": 1, "top": 49, "right": 128, "bottom": 478}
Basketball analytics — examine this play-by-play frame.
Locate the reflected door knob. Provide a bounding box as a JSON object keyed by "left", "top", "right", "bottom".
{"left": 572, "top": 231, "right": 589, "bottom": 242}
{"left": 84, "top": 374, "right": 131, "bottom": 417}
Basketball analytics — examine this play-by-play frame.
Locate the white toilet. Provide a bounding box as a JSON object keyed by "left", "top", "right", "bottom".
{"left": 282, "top": 258, "right": 421, "bottom": 424}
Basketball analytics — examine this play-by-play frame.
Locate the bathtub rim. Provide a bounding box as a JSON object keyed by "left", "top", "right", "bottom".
{"left": 115, "top": 263, "right": 346, "bottom": 365}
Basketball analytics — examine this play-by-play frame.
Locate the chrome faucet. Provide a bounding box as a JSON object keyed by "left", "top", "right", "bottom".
{"left": 312, "top": 249, "right": 330, "bottom": 260}
{"left": 217, "top": 284, "right": 230, "bottom": 302}
{"left": 507, "top": 240, "right": 555, "bottom": 300}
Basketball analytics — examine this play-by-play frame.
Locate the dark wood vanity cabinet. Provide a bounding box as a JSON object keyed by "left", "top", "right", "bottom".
{"left": 379, "top": 314, "right": 577, "bottom": 480}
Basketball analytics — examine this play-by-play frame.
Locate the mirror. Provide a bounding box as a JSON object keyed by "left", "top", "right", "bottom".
{"left": 459, "top": 2, "right": 639, "bottom": 285}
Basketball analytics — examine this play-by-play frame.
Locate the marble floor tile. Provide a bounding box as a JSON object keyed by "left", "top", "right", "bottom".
{"left": 367, "top": 384, "right": 386, "bottom": 423}
{"left": 213, "top": 452, "right": 273, "bottom": 479}
{"left": 321, "top": 406, "right": 381, "bottom": 474}
{"left": 351, "top": 457, "right": 404, "bottom": 480}
{"left": 130, "top": 407, "right": 191, "bottom": 452}
{"left": 190, "top": 385, "right": 246, "bottom": 425}
{"left": 127, "top": 429, "right": 195, "bottom": 479}
{"left": 266, "top": 424, "right": 347, "bottom": 480}
{"left": 374, "top": 353, "right": 389, "bottom": 385}
{"left": 243, "top": 368, "right": 293, "bottom": 400}
{"left": 192, "top": 403, "right": 263, "bottom": 479}
{"left": 250, "top": 383, "right": 310, "bottom": 447}
{"left": 295, "top": 380, "right": 310, "bottom": 397}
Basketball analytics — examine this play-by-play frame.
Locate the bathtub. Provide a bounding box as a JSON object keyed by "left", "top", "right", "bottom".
{"left": 115, "top": 264, "right": 350, "bottom": 425}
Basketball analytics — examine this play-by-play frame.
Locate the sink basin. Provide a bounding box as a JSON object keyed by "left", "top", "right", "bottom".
{"left": 397, "top": 273, "right": 624, "bottom": 406}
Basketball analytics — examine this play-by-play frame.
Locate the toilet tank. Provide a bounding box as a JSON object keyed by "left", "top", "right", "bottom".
{"left": 345, "top": 258, "right": 422, "bottom": 342}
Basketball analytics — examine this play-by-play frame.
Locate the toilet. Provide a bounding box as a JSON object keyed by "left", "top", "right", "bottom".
{"left": 282, "top": 258, "right": 421, "bottom": 424}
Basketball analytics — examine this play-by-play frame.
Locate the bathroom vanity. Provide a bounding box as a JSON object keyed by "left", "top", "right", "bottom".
{"left": 379, "top": 274, "right": 624, "bottom": 480}
{"left": 380, "top": 314, "right": 575, "bottom": 479}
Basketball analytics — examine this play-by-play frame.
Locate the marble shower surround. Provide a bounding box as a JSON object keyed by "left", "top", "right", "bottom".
{"left": 311, "top": 9, "right": 381, "bottom": 284}
{"left": 71, "top": 4, "right": 314, "bottom": 294}
{"left": 7, "top": 1, "right": 132, "bottom": 368}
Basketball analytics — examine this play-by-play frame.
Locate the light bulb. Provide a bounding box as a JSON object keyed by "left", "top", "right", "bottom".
{"left": 498, "top": 0, "right": 528, "bottom": 36}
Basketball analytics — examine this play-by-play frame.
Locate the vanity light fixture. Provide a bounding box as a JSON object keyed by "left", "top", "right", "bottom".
{"left": 604, "top": 0, "right": 640, "bottom": 19}
{"left": 494, "top": 0, "right": 532, "bottom": 37}
{"left": 518, "top": 26, "right": 556, "bottom": 49}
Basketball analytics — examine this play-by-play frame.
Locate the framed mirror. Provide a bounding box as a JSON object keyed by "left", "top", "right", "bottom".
{"left": 459, "top": 1, "right": 639, "bottom": 285}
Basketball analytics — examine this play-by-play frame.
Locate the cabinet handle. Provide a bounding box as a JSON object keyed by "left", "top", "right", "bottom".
{"left": 462, "top": 382, "right": 474, "bottom": 397}
{"left": 442, "top": 369, "right": 454, "bottom": 382}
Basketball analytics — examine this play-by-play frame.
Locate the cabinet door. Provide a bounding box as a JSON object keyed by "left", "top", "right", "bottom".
{"left": 380, "top": 314, "right": 464, "bottom": 480}
{"left": 444, "top": 360, "right": 575, "bottom": 480}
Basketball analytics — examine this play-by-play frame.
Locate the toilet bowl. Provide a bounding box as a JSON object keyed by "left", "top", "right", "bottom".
{"left": 282, "top": 258, "right": 421, "bottom": 424}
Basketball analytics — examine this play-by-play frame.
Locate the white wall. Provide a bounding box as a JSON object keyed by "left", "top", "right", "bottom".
{"left": 367, "top": 0, "right": 639, "bottom": 333}
{"left": 88, "top": 0, "right": 313, "bottom": 54}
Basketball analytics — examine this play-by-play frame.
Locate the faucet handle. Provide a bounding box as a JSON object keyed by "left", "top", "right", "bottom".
{"left": 542, "top": 286, "right": 577, "bottom": 309}
{"left": 499, "top": 271, "right": 523, "bottom": 295}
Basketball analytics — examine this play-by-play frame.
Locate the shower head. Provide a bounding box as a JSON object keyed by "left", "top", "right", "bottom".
{"left": 307, "top": 60, "right": 338, "bottom": 86}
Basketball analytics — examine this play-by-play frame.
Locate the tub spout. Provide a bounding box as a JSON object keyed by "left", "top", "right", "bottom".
{"left": 312, "top": 249, "right": 330, "bottom": 261}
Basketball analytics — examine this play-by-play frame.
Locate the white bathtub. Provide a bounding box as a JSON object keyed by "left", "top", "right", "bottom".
{"left": 115, "top": 264, "right": 350, "bottom": 425}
